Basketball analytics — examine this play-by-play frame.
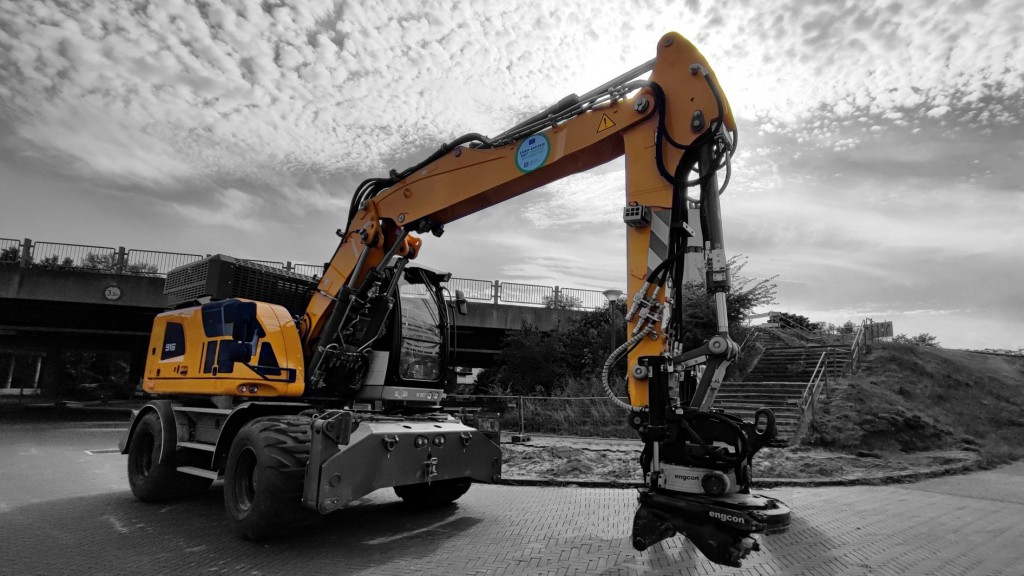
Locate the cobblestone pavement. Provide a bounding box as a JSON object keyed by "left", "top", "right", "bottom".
{"left": 3, "top": 422, "right": 1024, "bottom": 575}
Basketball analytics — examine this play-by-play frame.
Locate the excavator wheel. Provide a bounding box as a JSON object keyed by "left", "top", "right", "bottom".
{"left": 394, "top": 478, "right": 472, "bottom": 508}
{"left": 127, "top": 412, "right": 212, "bottom": 502}
{"left": 223, "top": 415, "right": 314, "bottom": 540}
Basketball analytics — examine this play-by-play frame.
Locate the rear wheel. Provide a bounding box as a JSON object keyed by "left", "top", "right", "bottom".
{"left": 223, "top": 415, "right": 312, "bottom": 540}
{"left": 394, "top": 478, "right": 472, "bottom": 508}
{"left": 127, "top": 412, "right": 211, "bottom": 502}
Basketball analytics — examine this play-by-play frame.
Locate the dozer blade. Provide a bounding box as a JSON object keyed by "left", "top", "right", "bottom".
{"left": 631, "top": 488, "right": 791, "bottom": 568}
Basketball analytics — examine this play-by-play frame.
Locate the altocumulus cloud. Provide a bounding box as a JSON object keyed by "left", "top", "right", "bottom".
{"left": 1, "top": 1, "right": 1020, "bottom": 190}
{"left": 0, "top": 0, "right": 1022, "bottom": 348}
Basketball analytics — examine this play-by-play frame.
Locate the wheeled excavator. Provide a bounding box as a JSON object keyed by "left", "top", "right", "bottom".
{"left": 119, "top": 32, "right": 790, "bottom": 568}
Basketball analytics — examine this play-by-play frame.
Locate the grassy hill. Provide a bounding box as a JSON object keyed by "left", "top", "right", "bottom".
{"left": 809, "top": 342, "right": 1024, "bottom": 465}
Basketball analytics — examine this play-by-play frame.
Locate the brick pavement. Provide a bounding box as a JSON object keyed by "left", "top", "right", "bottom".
{"left": 4, "top": 463, "right": 1024, "bottom": 575}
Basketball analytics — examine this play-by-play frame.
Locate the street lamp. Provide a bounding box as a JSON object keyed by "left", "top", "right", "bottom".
{"left": 602, "top": 289, "right": 624, "bottom": 352}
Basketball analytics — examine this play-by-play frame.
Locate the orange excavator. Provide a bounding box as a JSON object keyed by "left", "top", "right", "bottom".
{"left": 120, "top": 32, "right": 789, "bottom": 567}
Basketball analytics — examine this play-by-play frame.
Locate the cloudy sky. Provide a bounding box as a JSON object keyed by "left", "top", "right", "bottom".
{"left": 1, "top": 0, "right": 1021, "bottom": 350}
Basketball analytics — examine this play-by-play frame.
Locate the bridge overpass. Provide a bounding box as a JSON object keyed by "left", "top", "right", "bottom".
{"left": 0, "top": 238, "right": 613, "bottom": 397}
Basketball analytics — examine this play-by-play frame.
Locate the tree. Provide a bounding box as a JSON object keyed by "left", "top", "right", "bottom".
{"left": 0, "top": 246, "right": 20, "bottom": 264}
{"left": 477, "top": 323, "right": 564, "bottom": 395}
{"left": 477, "top": 255, "right": 777, "bottom": 395}
{"left": 81, "top": 252, "right": 158, "bottom": 274}
{"left": 773, "top": 312, "right": 816, "bottom": 331}
{"left": 542, "top": 293, "right": 585, "bottom": 310}
{"left": 37, "top": 254, "right": 75, "bottom": 269}
{"left": 893, "top": 333, "right": 940, "bottom": 347}
{"left": 674, "top": 255, "right": 778, "bottom": 351}
{"left": 60, "top": 350, "right": 135, "bottom": 400}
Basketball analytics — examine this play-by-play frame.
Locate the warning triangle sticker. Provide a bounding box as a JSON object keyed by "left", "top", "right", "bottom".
{"left": 597, "top": 113, "right": 616, "bottom": 133}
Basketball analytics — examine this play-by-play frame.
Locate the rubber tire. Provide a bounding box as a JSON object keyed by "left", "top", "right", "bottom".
{"left": 223, "top": 415, "right": 312, "bottom": 540}
{"left": 394, "top": 478, "right": 472, "bottom": 508}
{"left": 127, "top": 412, "right": 212, "bottom": 502}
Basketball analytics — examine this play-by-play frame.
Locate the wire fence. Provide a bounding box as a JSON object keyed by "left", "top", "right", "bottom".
{"left": 446, "top": 395, "right": 635, "bottom": 439}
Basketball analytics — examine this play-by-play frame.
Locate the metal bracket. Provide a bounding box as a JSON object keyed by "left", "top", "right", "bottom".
{"left": 424, "top": 457, "right": 439, "bottom": 485}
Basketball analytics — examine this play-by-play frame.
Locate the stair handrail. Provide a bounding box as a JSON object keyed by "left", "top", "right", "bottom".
{"left": 841, "top": 324, "right": 867, "bottom": 376}
{"left": 737, "top": 325, "right": 766, "bottom": 356}
{"left": 769, "top": 312, "right": 825, "bottom": 343}
{"left": 791, "top": 348, "right": 832, "bottom": 445}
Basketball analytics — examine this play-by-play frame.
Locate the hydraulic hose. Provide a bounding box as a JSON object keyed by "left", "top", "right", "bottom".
{"left": 603, "top": 324, "right": 654, "bottom": 413}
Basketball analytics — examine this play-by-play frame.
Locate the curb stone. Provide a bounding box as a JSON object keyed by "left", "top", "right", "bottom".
{"left": 499, "top": 451, "right": 982, "bottom": 489}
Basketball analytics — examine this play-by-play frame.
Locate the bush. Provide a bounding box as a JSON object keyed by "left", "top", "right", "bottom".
{"left": 892, "top": 333, "right": 940, "bottom": 347}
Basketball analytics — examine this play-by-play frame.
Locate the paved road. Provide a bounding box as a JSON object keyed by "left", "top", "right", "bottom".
{"left": 2, "top": 421, "right": 1023, "bottom": 576}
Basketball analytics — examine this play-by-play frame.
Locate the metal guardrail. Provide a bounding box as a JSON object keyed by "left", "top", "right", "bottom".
{"left": 292, "top": 263, "right": 323, "bottom": 278}
{"left": 0, "top": 238, "right": 20, "bottom": 262}
{"left": 444, "top": 278, "right": 494, "bottom": 302}
{"left": 499, "top": 282, "right": 555, "bottom": 306}
{"left": 31, "top": 241, "right": 117, "bottom": 270}
{"left": 559, "top": 287, "right": 607, "bottom": 310}
{"left": 1, "top": 238, "right": 622, "bottom": 308}
{"left": 126, "top": 249, "right": 202, "bottom": 275}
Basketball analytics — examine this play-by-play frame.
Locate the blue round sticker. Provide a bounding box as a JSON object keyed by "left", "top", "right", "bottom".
{"left": 515, "top": 134, "right": 550, "bottom": 173}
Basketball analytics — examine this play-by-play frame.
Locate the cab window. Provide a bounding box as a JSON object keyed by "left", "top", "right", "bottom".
{"left": 398, "top": 279, "right": 442, "bottom": 381}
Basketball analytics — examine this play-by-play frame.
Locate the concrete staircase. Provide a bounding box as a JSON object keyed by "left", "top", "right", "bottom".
{"left": 713, "top": 381, "right": 806, "bottom": 444}
{"left": 745, "top": 345, "right": 847, "bottom": 383}
{"left": 713, "top": 344, "right": 846, "bottom": 445}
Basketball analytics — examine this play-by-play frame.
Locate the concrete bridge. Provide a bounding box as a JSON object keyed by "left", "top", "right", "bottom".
{"left": 0, "top": 239, "right": 611, "bottom": 397}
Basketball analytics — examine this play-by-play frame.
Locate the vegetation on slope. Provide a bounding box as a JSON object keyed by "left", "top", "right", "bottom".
{"left": 809, "top": 342, "right": 1024, "bottom": 465}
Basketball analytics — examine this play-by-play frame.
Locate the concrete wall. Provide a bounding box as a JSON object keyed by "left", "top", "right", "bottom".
{"left": 461, "top": 301, "right": 585, "bottom": 331}
{"left": 0, "top": 267, "right": 166, "bottom": 308}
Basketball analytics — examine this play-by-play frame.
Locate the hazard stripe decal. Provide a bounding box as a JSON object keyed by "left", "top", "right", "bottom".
{"left": 647, "top": 209, "right": 672, "bottom": 277}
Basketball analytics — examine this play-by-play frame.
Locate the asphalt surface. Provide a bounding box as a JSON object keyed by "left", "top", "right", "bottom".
{"left": 2, "top": 420, "right": 1024, "bottom": 575}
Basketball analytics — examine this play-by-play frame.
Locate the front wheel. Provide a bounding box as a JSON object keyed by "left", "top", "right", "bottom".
{"left": 394, "top": 478, "right": 472, "bottom": 508}
{"left": 127, "top": 412, "right": 211, "bottom": 502}
{"left": 223, "top": 415, "right": 312, "bottom": 540}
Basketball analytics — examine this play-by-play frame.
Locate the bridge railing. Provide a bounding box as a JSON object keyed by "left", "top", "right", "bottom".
{"left": 499, "top": 282, "right": 555, "bottom": 306}
{"left": 2, "top": 238, "right": 621, "bottom": 309}
{"left": 444, "top": 277, "right": 494, "bottom": 302}
{"left": 31, "top": 241, "right": 118, "bottom": 271}
{"left": 292, "top": 263, "right": 323, "bottom": 278}
{"left": 441, "top": 278, "right": 608, "bottom": 310}
{"left": 0, "top": 238, "right": 21, "bottom": 263}
{"left": 126, "top": 249, "right": 203, "bottom": 276}
{"left": 559, "top": 287, "right": 607, "bottom": 310}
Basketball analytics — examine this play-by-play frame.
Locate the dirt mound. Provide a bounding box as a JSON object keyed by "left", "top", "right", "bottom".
{"left": 809, "top": 343, "right": 1024, "bottom": 463}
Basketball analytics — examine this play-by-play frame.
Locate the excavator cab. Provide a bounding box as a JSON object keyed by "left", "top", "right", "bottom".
{"left": 308, "top": 261, "right": 457, "bottom": 409}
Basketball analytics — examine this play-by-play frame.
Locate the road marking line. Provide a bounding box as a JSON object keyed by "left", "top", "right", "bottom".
{"left": 103, "top": 514, "right": 129, "bottom": 534}
{"left": 85, "top": 449, "right": 121, "bottom": 455}
{"left": 363, "top": 517, "right": 463, "bottom": 545}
